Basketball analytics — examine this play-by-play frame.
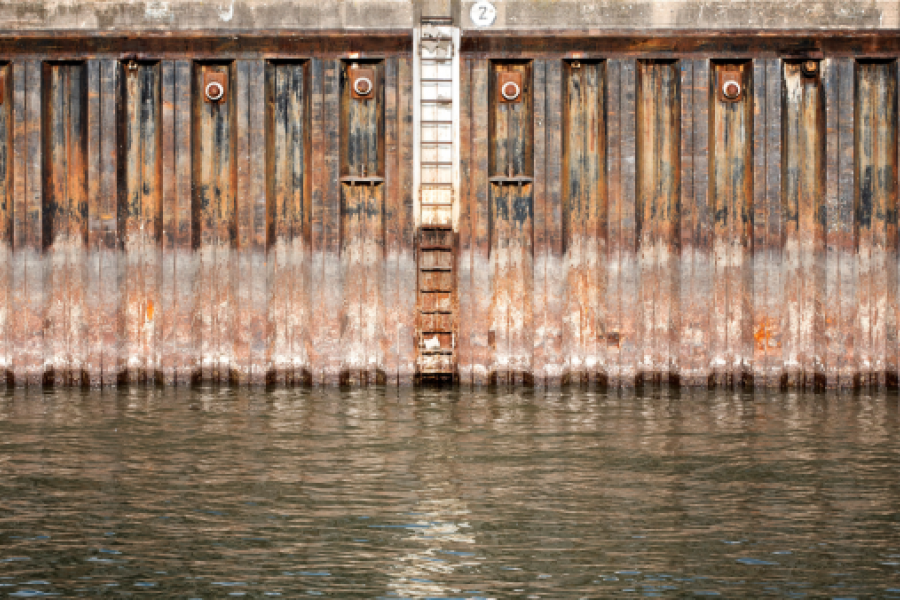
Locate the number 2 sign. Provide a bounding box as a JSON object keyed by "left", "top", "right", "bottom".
{"left": 470, "top": 0, "right": 496, "bottom": 27}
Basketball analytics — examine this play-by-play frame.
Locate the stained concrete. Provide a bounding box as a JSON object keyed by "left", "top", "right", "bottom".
{"left": 0, "top": 0, "right": 895, "bottom": 34}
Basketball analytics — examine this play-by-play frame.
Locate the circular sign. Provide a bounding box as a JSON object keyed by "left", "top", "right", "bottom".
{"left": 470, "top": 0, "right": 496, "bottom": 27}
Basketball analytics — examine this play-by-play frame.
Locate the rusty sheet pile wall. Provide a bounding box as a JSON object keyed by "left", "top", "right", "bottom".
{"left": 459, "top": 48, "right": 900, "bottom": 390}
{"left": 3, "top": 34, "right": 900, "bottom": 389}
{"left": 0, "top": 42, "right": 417, "bottom": 387}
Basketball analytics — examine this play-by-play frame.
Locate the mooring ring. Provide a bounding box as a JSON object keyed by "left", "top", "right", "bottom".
{"left": 354, "top": 77, "right": 373, "bottom": 96}
{"left": 722, "top": 80, "right": 741, "bottom": 100}
{"left": 205, "top": 81, "right": 225, "bottom": 102}
{"left": 801, "top": 60, "right": 819, "bottom": 77}
{"left": 501, "top": 81, "right": 521, "bottom": 101}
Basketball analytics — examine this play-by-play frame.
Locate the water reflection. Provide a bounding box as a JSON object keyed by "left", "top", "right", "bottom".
{"left": 0, "top": 386, "right": 898, "bottom": 597}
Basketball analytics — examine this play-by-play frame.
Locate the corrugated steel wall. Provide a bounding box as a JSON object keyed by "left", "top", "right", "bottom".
{"left": 459, "top": 55, "right": 900, "bottom": 389}
{"left": 3, "top": 35, "right": 900, "bottom": 388}
{"left": 0, "top": 45, "right": 417, "bottom": 387}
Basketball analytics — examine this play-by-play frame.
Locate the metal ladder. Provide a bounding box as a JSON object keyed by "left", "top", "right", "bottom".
{"left": 416, "top": 18, "right": 456, "bottom": 381}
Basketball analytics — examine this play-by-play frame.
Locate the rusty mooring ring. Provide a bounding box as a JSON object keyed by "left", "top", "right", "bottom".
{"left": 205, "top": 81, "right": 225, "bottom": 102}
{"left": 801, "top": 60, "right": 819, "bottom": 77}
{"left": 722, "top": 80, "right": 741, "bottom": 100}
{"left": 354, "top": 76, "right": 373, "bottom": 96}
{"left": 501, "top": 80, "right": 521, "bottom": 101}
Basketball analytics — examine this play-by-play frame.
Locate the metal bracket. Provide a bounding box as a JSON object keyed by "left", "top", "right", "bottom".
{"left": 497, "top": 71, "right": 523, "bottom": 103}
{"left": 339, "top": 176, "right": 384, "bottom": 185}
{"left": 717, "top": 70, "right": 744, "bottom": 103}
{"left": 488, "top": 175, "right": 533, "bottom": 185}
{"left": 349, "top": 65, "right": 375, "bottom": 100}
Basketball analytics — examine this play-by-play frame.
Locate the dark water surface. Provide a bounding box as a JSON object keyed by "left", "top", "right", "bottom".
{"left": 1, "top": 387, "right": 900, "bottom": 598}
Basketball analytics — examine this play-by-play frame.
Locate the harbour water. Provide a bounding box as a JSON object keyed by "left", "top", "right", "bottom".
{"left": 1, "top": 386, "right": 899, "bottom": 598}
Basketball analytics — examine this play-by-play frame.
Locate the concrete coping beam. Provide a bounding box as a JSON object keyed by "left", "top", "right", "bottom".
{"left": 0, "top": 0, "right": 897, "bottom": 34}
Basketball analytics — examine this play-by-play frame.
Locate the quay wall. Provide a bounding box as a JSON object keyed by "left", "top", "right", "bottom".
{"left": 0, "top": 2, "right": 899, "bottom": 387}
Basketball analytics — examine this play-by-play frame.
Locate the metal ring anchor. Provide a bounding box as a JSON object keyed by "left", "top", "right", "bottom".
{"left": 501, "top": 80, "right": 521, "bottom": 101}
{"left": 354, "top": 76, "right": 373, "bottom": 96}
{"left": 722, "top": 80, "right": 741, "bottom": 100}
{"left": 205, "top": 81, "right": 225, "bottom": 102}
{"left": 801, "top": 60, "right": 819, "bottom": 77}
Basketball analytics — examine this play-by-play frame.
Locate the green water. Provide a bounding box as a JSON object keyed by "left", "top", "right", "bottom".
{"left": 1, "top": 387, "right": 899, "bottom": 598}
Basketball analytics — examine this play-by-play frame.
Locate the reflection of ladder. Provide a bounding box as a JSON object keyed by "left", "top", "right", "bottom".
{"left": 417, "top": 225, "right": 455, "bottom": 379}
{"left": 416, "top": 17, "right": 456, "bottom": 381}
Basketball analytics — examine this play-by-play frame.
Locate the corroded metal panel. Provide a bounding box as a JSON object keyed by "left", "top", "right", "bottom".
{"left": 489, "top": 61, "right": 533, "bottom": 385}
{"left": 0, "top": 64, "right": 10, "bottom": 385}
{"left": 397, "top": 56, "right": 416, "bottom": 386}
{"left": 11, "top": 61, "right": 44, "bottom": 386}
{"left": 855, "top": 60, "right": 898, "bottom": 388}
{"left": 563, "top": 60, "right": 606, "bottom": 386}
{"left": 192, "top": 61, "right": 236, "bottom": 383}
{"left": 753, "top": 59, "right": 784, "bottom": 389}
{"left": 309, "top": 58, "right": 342, "bottom": 386}
{"left": 606, "top": 58, "right": 639, "bottom": 387}
{"left": 118, "top": 60, "right": 161, "bottom": 384}
{"left": 637, "top": 60, "right": 679, "bottom": 384}
{"left": 470, "top": 58, "right": 491, "bottom": 386}
{"left": 677, "top": 59, "right": 708, "bottom": 386}
{"left": 42, "top": 61, "right": 88, "bottom": 386}
{"left": 266, "top": 60, "right": 308, "bottom": 385}
{"left": 340, "top": 59, "right": 384, "bottom": 385}
{"left": 165, "top": 60, "right": 195, "bottom": 385}
{"left": 6, "top": 35, "right": 900, "bottom": 389}
{"left": 782, "top": 59, "right": 826, "bottom": 388}
{"left": 235, "top": 59, "right": 267, "bottom": 385}
{"left": 710, "top": 60, "right": 754, "bottom": 387}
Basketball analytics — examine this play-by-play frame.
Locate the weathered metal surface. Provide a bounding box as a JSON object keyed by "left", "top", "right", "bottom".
{"left": 340, "top": 59, "right": 384, "bottom": 385}
{"left": 456, "top": 53, "right": 899, "bottom": 389}
{"left": 710, "top": 61, "right": 754, "bottom": 387}
{"left": 0, "top": 64, "right": 9, "bottom": 385}
{"left": 43, "top": 62, "right": 88, "bottom": 386}
{"left": 782, "top": 59, "right": 825, "bottom": 387}
{"left": 265, "top": 60, "right": 306, "bottom": 385}
{"left": 856, "top": 60, "right": 898, "bottom": 388}
{"left": 120, "top": 61, "right": 160, "bottom": 384}
{"left": 488, "top": 61, "right": 533, "bottom": 385}
{"left": 637, "top": 60, "right": 679, "bottom": 384}
{"left": 6, "top": 31, "right": 900, "bottom": 388}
